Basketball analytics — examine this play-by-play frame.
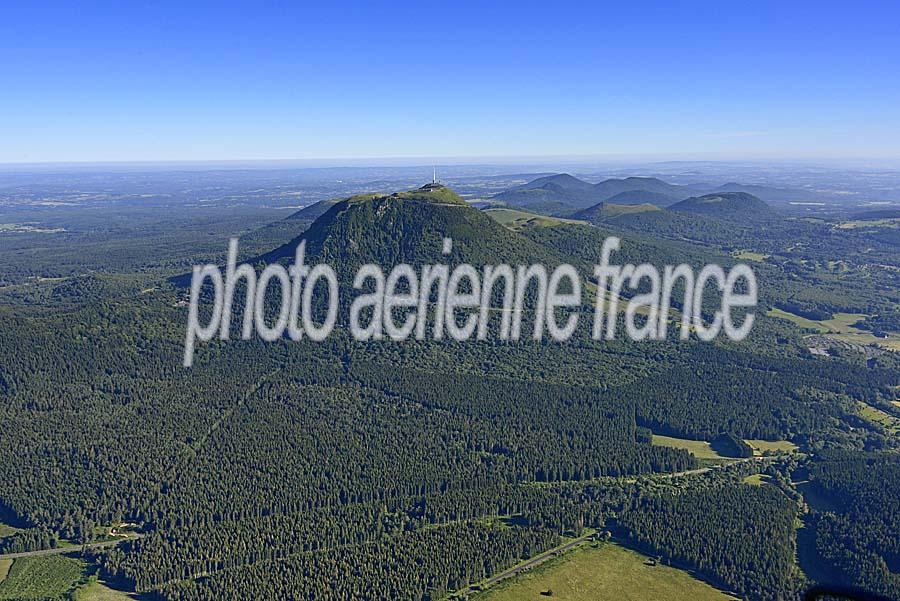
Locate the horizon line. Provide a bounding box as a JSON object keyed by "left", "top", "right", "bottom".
{"left": 2, "top": 153, "right": 900, "bottom": 172}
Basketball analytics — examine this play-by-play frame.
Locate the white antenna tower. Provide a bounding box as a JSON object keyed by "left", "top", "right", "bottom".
{"left": 433, "top": 165, "right": 436, "bottom": 184}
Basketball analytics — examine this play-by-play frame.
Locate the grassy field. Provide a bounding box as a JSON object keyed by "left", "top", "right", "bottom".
{"left": 766, "top": 308, "right": 869, "bottom": 333}
{"left": 484, "top": 208, "right": 586, "bottom": 231}
{"left": 830, "top": 332, "right": 900, "bottom": 351}
{"left": 0, "top": 560, "right": 11, "bottom": 585}
{"left": 472, "top": 542, "right": 736, "bottom": 601}
{"left": 858, "top": 402, "right": 900, "bottom": 436}
{"left": 732, "top": 250, "right": 769, "bottom": 262}
{"left": 651, "top": 434, "right": 725, "bottom": 460}
{"left": 745, "top": 439, "right": 798, "bottom": 455}
{"left": 767, "top": 308, "right": 900, "bottom": 351}
{"left": 767, "top": 308, "right": 830, "bottom": 332}
{"left": 72, "top": 577, "right": 134, "bottom": 600}
{"left": 742, "top": 474, "right": 770, "bottom": 486}
{"left": 836, "top": 217, "right": 900, "bottom": 229}
{"left": 0, "top": 555, "right": 83, "bottom": 600}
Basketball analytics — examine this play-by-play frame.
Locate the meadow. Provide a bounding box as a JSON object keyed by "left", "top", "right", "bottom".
{"left": 651, "top": 435, "right": 725, "bottom": 460}
{"left": 473, "top": 542, "right": 737, "bottom": 601}
{"left": 767, "top": 308, "right": 900, "bottom": 351}
{"left": 744, "top": 440, "right": 798, "bottom": 455}
{"left": 0, "top": 556, "right": 83, "bottom": 601}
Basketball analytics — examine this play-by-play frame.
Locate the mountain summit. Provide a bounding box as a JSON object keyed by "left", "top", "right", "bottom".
{"left": 261, "top": 185, "right": 565, "bottom": 280}
{"left": 669, "top": 192, "right": 773, "bottom": 219}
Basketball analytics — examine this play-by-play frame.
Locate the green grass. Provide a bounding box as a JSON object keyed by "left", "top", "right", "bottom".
{"left": 72, "top": 577, "right": 134, "bottom": 600}
{"left": 858, "top": 402, "right": 900, "bottom": 436}
{"left": 768, "top": 308, "right": 900, "bottom": 351}
{"left": 651, "top": 435, "right": 725, "bottom": 460}
{"left": 0, "top": 560, "right": 11, "bottom": 585}
{"left": 829, "top": 330, "right": 900, "bottom": 351}
{"left": 742, "top": 474, "right": 770, "bottom": 486}
{"left": 744, "top": 439, "right": 798, "bottom": 455}
{"left": 732, "top": 250, "right": 769, "bottom": 262}
{"left": 472, "top": 542, "right": 736, "bottom": 601}
{"left": 0, "top": 555, "right": 84, "bottom": 600}
{"left": 766, "top": 308, "right": 829, "bottom": 332}
{"left": 767, "top": 309, "right": 868, "bottom": 334}
{"left": 484, "top": 208, "right": 586, "bottom": 231}
{"left": 836, "top": 217, "right": 900, "bottom": 229}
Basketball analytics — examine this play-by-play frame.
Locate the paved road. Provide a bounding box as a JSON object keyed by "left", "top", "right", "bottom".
{"left": 461, "top": 531, "right": 595, "bottom": 595}
{"left": 0, "top": 534, "right": 142, "bottom": 560}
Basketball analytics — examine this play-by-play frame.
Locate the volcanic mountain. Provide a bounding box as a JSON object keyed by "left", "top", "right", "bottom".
{"left": 492, "top": 174, "right": 695, "bottom": 211}
{"left": 261, "top": 184, "right": 572, "bottom": 281}
{"left": 668, "top": 192, "right": 774, "bottom": 220}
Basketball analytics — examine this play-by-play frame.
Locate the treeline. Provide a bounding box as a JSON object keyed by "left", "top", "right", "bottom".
{"left": 157, "top": 521, "right": 559, "bottom": 601}
{"left": 0, "top": 526, "right": 59, "bottom": 554}
{"left": 99, "top": 482, "right": 618, "bottom": 593}
{"left": 618, "top": 484, "right": 799, "bottom": 600}
{"left": 855, "top": 311, "right": 900, "bottom": 336}
{"left": 617, "top": 343, "right": 899, "bottom": 441}
{"left": 775, "top": 301, "right": 833, "bottom": 321}
{"left": 807, "top": 450, "right": 900, "bottom": 599}
{"left": 710, "top": 433, "right": 754, "bottom": 458}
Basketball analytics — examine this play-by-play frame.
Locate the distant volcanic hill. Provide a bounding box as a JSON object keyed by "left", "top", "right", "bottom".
{"left": 490, "top": 174, "right": 601, "bottom": 213}
{"left": 590, "top": 177, "right": 694, "bottom": 205}
{"left": 708, "top": 182, "right": 819, "bottom": 203}
{"left": 668, "top": 192, "right": 774, "bottom": 220}
{"left": 571, "top": 202, "right": 662, "bottom": 223}
{"left": 602, "top": 190, "right": 684, "bottom": 206}
{"left": 492, "top": 174, "right": 695, "bottom": 211}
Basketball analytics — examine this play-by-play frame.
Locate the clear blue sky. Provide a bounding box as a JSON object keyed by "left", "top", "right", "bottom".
{"left": 2, "top": 1, "right": 898, "bottom": 163}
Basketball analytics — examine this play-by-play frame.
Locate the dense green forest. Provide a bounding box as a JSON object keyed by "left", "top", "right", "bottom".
{"left": 618, "top": 484, "right": 799, "bottom": 599}
{"left": 806, "top": 450, "right": 900, "bottom": 599}
{"left": 1, "top": 185, "right": 898, "bottom": 600}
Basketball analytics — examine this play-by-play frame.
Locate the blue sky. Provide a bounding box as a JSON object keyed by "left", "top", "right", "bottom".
{"left": 2, "top": 1, "right": 898, "bottom": 163}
